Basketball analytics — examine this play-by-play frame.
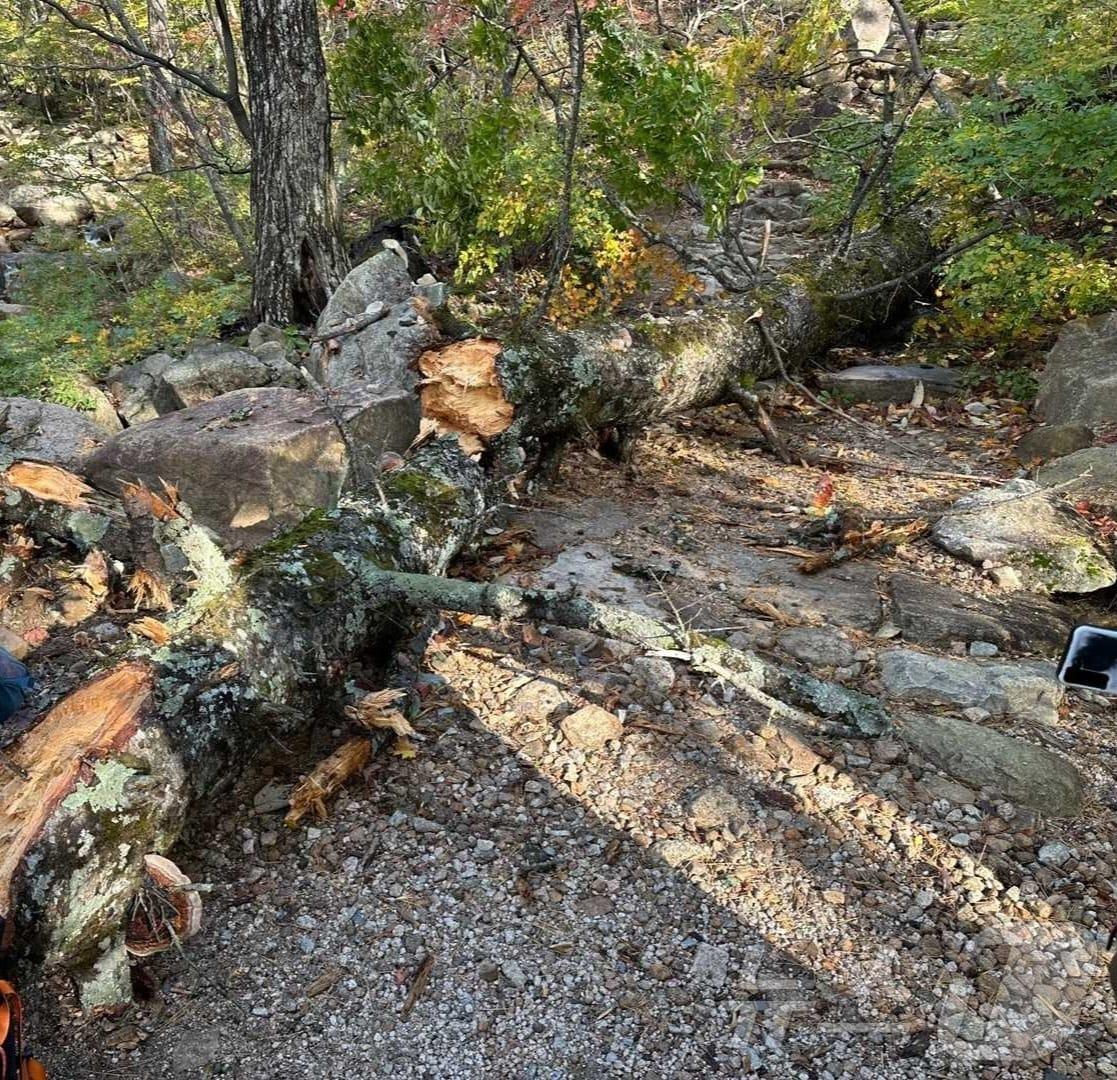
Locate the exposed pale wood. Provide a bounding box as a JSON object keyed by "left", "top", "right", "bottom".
{"left": 0, "top": 663, "right": 152, "bottom": 917}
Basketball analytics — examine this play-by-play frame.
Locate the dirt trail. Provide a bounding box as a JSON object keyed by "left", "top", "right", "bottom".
{"left": 26, "top": 378, "right": 1117, "bottom": 1079}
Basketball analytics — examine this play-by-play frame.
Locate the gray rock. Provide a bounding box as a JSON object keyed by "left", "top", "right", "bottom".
{"left": 0, "top": 202, "right": 19, "bottom": 227}
{"left": 900, "top": 712, "right": 1083, "bottom": 816}
{"left": 690, "top": 942, "right": 729, "bottom": 987}
{"left": 85, "top": 386, "right": 419, "bottom": 550}
{"left": 632, "top": 656, "right": 676, "bottom": 697}
{"left": 501, "top": 959, "right": 528, "bottom": 989}
{"left": 879, "top": 649, "right": 1063, "bottom": 724}
{"left": 559, "top": 705, "right": 623, "bottom": 750}
{"left": 687, "top": 786, "right": 742, "bottom": 829}
{"left": 0, "top": 396, "right": 107, "bottom": 470}
{"left": 106, "top": 352, "right": 177, "bottom": 425}
{"left": 931, "top": 479, "right": 1115, "bottom": 594}
{"left": 846, "top": 0, "right": 892, "bottom": 54}
{"left": 1014, "top": 424, "right": 1094, "bottom": 465}
{"left": 968, "top": 641, "right": 999, "bottom": 658}
{"left": 160, "top": 344, "right": 272, "bottom": 410}
{"left": 1035, "top": 311, "right": 1117, "bottom": 428}
{"left": 247, "top": 323, "right": 287, "bottom": 351}
{"left": 1037, "top": 446, "right": 1117, "bottom": 510}
{"left": 817, "top": 364, "right": 962, "bottom": 404}
{"left": 778, "top": 626, "right": 856, "bottom": 667}
{"left": 310, "top": 252, "right": 441, "bottom": 392}
{"left": 1037, "top": 840, "right": 1073, "bottom": 867}
{"left": 7, "top": 184, "right": 93, "bottom": 227}
{"left": 889, "top": 573, "right": 1072, "bottom": 655}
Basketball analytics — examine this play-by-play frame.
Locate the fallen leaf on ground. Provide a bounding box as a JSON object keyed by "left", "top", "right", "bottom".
{"left": 285, "top": 737, "right": 372, "bottom": 826}
{"left": 305, "top": 969, "right": 343, "bottom": 998}
{"left": 391, "top": 736, "right": 418, "bottom": 759}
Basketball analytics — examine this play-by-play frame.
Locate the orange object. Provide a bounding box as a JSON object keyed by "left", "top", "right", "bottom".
{"left": 0, "top": 979, "right": 46, "bottom": 1079}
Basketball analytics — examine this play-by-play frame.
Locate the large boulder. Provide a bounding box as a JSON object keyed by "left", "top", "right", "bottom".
{"left": 0, "top": 397, "right": 106, "bottom": 471}
{"left": 899, "top": 712, "right": 1083, "bottom": 817}
{"left": 1035, "top": 311, "right": 1117, "bottom": 428}
{"left": 159, "top": 342, "right": 300, "bottom": 411}
{"left": 889, "top": 573, "right": 1073, "bottom": 655}
{"left": 6, "top": 184, "right": 93, "bottom": 228}
{"left": 108, "top": 342, "right": 302, "bottom": 425}
{"left": 845, "top": 0, "right": 892, "bottom": 55}
{"left": 309, "top": 251, "right": 442, "bottom": 392}
{"left": 1013, "top": 424, "right": 1093, "bottom": 466}
{"left": 879, "top": 649, "right": 1063, "bottom": 725}
{"left": 85, "top": 386, "right": 419, "bottom": 550}
{"left": 106, "top": 352, "right": 176, "bottom": 426}
{"left": 931, "top": 480, "right": 1115, "bottom": 594}
{"left": 1037, "top": 446, "right": 1117, "bottom": 511}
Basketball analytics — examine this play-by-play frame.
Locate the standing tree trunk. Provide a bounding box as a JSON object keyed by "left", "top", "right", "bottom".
{"left": 240, "top": 0, "right": 349, "bottom": 325}
{"left": 144, "top": 0, "right": 175, "bottom": 173}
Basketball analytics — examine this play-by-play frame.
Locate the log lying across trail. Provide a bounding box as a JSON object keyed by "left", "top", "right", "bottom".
{"left": 1, "top": 219, "right": 936, "bottom": 1009}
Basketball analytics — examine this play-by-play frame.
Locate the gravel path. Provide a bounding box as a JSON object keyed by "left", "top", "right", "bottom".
{"left": 27, "top": 397, "right": 1117, "bottom": 1079}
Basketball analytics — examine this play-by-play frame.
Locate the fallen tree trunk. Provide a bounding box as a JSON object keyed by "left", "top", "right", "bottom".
{"left": 2, "top": 217, "right": 936, "bottom": 1009}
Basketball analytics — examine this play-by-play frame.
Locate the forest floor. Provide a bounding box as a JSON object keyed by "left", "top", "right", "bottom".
{"left": 24, "top": 356, "right": 1117, "bottom": 1079}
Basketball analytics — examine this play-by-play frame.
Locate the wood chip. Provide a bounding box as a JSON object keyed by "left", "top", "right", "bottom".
{"left": 285, "top": 737, "right": 372, "bottom": 826}
{"left": 401, "top": 952, "right": 435, "bottom": 1017}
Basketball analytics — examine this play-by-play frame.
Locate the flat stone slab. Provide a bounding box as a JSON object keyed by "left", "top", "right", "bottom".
{"left": 817, "top": 364, "right": 962, "bottom": 404}
{"left": 932, "top": 479, "right": 1115, "bottom": 594}
{"left": 899, "top": 712, "right": 1083, "bottom": 817}
{"left": 879, "top": 648, "right": 1063, "bottom": 724}
{"left": 889, "top": 573, "right": 1073, "bottom": 655}
{"left": 86, "top": 386, "right": 418, "bottom": 550}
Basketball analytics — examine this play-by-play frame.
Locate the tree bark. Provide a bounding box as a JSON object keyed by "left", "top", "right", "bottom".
{"left": 143, "top": 0, "right": 175, "bottom": 173}
{"left": 240, "top": 0, "right": 349, "bottom": 324}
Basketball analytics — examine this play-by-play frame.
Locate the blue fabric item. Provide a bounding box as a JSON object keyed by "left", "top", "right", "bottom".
{"left": 0, "top": 647, "right": 32, "bottom": 724}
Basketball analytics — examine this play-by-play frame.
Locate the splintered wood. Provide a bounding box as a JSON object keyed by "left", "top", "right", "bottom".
{"left": 0, "top": 662, "right": 153, "bottom": 916}
{"left": 3, "top": 461, "right": 92, "bottom": 510}
{"left": 417, "top": 338, "right": 514, "bottom": 455}
{"left": 284, "top": 737, "right": 372, "bottom": 826}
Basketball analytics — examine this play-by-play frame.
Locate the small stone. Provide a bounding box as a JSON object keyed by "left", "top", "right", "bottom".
{"left": 559, "top": 705, "right": 623, "bottom": 750}
{"left": 690, "top": 942, "right": 729, "bottom": 987}
{"left": 477, "top": 960, "right": 500, "bottom": 983}
{"left": 950, "top": 833, "right": 971, "bottom": 847}
{"left": 686, "top": 785, "right": 742, "bottom": 829}
{"left": 632, "top": 656, "right": 676, "bottom": 698}
{"left": 969, "top": 641, "right": 999, "bottom": 657}
{"left": 297, "top": 935, "right": 316, "bottom": 955}
{"left": 501, "top": 959, "right": 528, "bottom": 989}
{"left": 1037, "top": 840, "right": 1073, "bottom": 867}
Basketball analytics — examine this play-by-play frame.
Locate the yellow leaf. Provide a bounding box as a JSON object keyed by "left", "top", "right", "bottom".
{"left": 391, "top": 736, "right": 418, "bottom": 759}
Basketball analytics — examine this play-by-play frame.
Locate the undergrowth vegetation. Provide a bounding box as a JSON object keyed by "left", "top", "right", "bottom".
{"left": 1, "top": 0, "right": 1115, "bottom": 403}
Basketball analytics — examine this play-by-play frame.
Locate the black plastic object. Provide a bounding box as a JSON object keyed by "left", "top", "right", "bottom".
{"left": 0, "top": 648, "right": 31, "bottom": 725}
{"left": 1057, "top": 624, "right": 1117, "bottom": 693}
